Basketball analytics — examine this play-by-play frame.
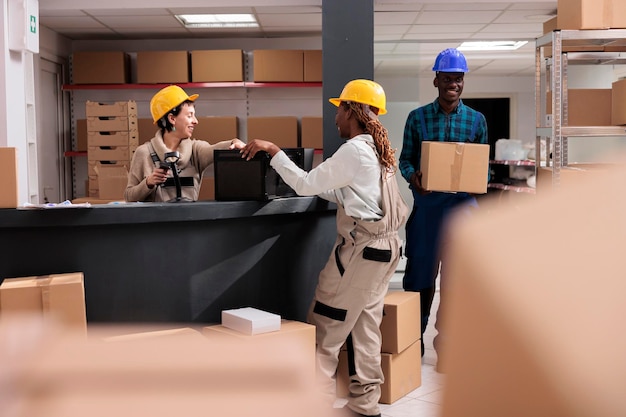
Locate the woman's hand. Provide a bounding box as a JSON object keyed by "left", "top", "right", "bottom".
{"left": 229, "top": 138, "right": 246, "bottom": 150}
{"left": 146, "top": 167, "right": 169, "bottom": 188}
{"left": 241, "top": 139, "right": 281, "bottom": 161}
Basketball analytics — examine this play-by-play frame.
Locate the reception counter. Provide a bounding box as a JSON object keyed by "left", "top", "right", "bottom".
{"left": 0, "top": 197, "right": 337, "bottom": 324}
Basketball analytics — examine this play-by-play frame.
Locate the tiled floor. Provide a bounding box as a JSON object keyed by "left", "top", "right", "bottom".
{"left": 336, "top": 264, "right": 445, "bottom": 417}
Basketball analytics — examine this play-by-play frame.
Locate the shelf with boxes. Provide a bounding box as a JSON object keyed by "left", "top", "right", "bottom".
{"left": 64, "top": 49, "right": 324, "bottom": 199}
{"left": 65, "top": 49, "right": 322, "bottom": 86}
{"left": 536, "top": 22, "right": 626, "bottom": 190}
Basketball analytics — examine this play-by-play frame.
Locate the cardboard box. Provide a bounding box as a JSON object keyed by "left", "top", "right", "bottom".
{"left": 543, "top": 16, "right": 558, "bottom": 33}
{"left": 253, "top": 50, "right": 304, "bottom": 82}
{"left": 87, "top": 115, "right": 138, "bottom": 132}
{"left": 94, "top": 165, "right": 128, "bottom": 200}
{"left": 380, "top": 291, "right": 421, "bottom": 354}
{"left": 103, "top": 327, "right": 205, "bottom": 342}
{"left": 536, "top": 164, "right": 619, "bottom": 192}
{"left": 0, "top": 147, "right": 18, "bottom": 208}
{"left": 88, "top": 160, "right": 129, "bottom": 177}
{"left": 612, "top": 79, "right": 626, "bottom": 125}
{"left": 86, "top": 100, "right": 137, "bottom": 118}
{"left": 301, "top": 116, "right": 323, "bottom": 149}
{"left": 71, "top": 51, "right": 130, "bottom": 84}
{"left": 337, "top": 340, "right": 422, "bottom": 404}
{"left": 303, "top": 50, "right": 322, "bottom": 82}
{"left": 247, "top": 116, "right": 298, "bottom": 148}
{"left": 420, "top": 141, "right": 489, "bottom": 194}
{"left": 191, "top": 50, "right": 244, "bottom": 82}
{"left": 557, "top": 0, "right": 626, "bottom": 30}
{"left": 221, "top": 307, "right": 281, "bottom": 335}
{"left": 438, "top": 162, "right": 626, "bottom": 416}
{"left": 76, "top": 119, "right": 88, "bottom": 152}
{"left": 136, "top": 51, "right": 189, "bottom": 84}
{"left": 546, "top": 89, "right": 612, "bottom": 126}
{"left": 197, "top": 176, "right": 215, "bottom": 201}
{"left": 193, "top": 116, "right": 239, "bottom": 142}
{"left": 3, "top": 323, "right": 324, "bottom": 417}
{"left": 0, "top": 272, "right": 86, "bottom": 331}
{"left": 88, "top": 145, "right": 131, "bottom": 162}
{"left": 138, "top": 118, "right": 157, "bottom": 145}
{"left": 202, "top": 320, "right": 316, "bottom": 378}
{"left": 87, "top": 131, "right": 138, "bottom": 148}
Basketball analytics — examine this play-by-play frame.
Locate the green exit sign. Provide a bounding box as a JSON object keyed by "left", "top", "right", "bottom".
{"left": 30, "top": 15, "right": 36, "bottom": 34}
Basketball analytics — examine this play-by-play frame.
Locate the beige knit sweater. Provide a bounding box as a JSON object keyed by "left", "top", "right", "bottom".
{"left": 124, "top": 129, "right": 233, "bottom": 202}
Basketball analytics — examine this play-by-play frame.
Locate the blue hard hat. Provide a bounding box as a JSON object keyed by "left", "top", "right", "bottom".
{"left": 432, "top": 48, "right": 469, "bottom": 73}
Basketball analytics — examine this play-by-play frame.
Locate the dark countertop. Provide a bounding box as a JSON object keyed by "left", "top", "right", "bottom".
{"left": 0, "top": 196, "right": 336, "bottom": 228}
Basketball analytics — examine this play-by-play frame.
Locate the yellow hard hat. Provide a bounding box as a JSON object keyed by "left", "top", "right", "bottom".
{"left": 328, "top": 79, "right": 387, "bottom": 115}
{"left": 150, "top": 85, "right": 199, "bottom": 124}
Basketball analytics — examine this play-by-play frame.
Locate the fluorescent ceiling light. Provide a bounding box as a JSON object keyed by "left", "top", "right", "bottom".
{"left": 176, "top": 14, "right": 258, "bottom": 29}
{"left": 458, "top": 41, "right": 528, "bottom": 51}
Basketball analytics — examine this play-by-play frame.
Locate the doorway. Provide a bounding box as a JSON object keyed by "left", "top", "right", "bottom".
{"left": 463, "top": 97, "right": 511, "bottom": 186}
{"left": 38, "top": 58, "right": 69, "bottom": 203}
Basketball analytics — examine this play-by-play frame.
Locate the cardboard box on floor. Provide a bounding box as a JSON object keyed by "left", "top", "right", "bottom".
{"left": 380, "top": 291, "right": 421, "bottom": 354}
{"left": 247, "top": 116, "right": 298, "bottom": 148}
{"left": 438, "top": 159, "right": 626, "bottom": 416}
{"left": 71, "top": 51, "right": 130, "bottom": 84}
{"left": 421, "top": 141, "right": 489, "bottom": 193}
{"left": 103, "top": 327, "right": 206, "bottom": 342}
{"left": 0, "top": 272, "right": 86, "bottom": 332}
{"left": 546, "top": 89, "right": 612, "bottom": 126}
{"left": 1, "top": 323, "right": 326, "bottom": 417}
{"left": 337, "top": 339, "right": 422, "bottom": 404}
{"left": 0, "top": 147, "right": 18, "bottom": 208}
{"left": 94, "top": 165, "right": 128, "bottom": 200}
{"left": 202, "top": 320, "right": 316, "bottom": 379}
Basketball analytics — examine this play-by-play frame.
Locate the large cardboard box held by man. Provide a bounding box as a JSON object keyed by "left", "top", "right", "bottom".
{"left": 420, "top": 141, "right": 489, "bottom": 193}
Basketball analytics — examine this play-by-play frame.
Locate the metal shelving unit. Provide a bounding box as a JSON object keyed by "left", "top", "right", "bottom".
{"left": 535, "top": 29, "right": 626, "bottom": 189}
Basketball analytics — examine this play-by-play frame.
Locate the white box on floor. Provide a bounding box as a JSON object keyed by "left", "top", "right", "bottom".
{"left": 221, "top": 307, "right": 281, "bottom": 335}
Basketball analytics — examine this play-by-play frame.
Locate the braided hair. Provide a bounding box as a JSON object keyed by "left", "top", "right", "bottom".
{"left": 345, "top": 101, "right": 397, "bottom": 172}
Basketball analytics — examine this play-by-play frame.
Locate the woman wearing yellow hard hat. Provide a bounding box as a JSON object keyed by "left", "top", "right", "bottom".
{"left": 241, "top": 79, "right": 408, "bottom": 417}
{"left": 124, "top": 85, "right": 245, "bottom": 202}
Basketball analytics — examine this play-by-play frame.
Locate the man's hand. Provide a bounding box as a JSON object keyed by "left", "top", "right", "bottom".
{"left": 410, "top": 171, "right": 430, "bottom": 195}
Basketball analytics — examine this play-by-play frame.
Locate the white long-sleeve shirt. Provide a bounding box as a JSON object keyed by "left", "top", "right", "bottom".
{"left": 270, "top": 134, "right": 383, "bottom": 220}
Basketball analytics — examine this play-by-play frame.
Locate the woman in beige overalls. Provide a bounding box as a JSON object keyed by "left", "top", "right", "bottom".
{"left": 242, "top": 79, "right": 408, "bottom": 417}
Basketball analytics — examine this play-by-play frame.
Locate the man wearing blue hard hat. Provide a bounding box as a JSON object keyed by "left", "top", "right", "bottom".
{"left": 398, "top": 48, "right": 488, "bottom": 371}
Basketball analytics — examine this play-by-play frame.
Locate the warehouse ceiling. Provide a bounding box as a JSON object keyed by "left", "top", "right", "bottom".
{"left": 39, "top": 0, "right": 557, "bottom": 77}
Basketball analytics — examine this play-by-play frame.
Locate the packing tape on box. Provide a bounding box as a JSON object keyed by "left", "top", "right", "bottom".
{"left": 451, "top": 143, "right": 465, "bottom": 190}
{"left": 36, "top": 276, "right": 54, "bottom": 316}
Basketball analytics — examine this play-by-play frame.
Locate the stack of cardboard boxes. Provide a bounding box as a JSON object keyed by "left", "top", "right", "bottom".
{"left": 86, "top": 101, "right": 138, "bottom": 200}
{"left": 336, "top": 291, "right": 422, "bottom": 404}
